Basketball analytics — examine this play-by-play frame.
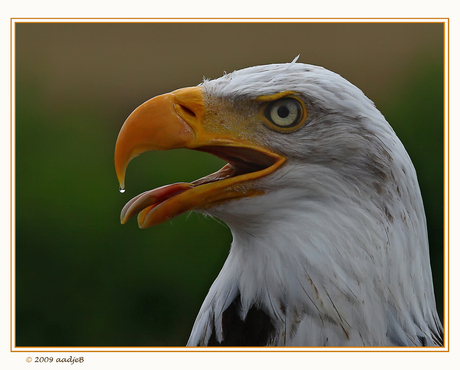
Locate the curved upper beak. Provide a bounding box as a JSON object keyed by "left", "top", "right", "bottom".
{"left": 114, "top": 87, "right": 204, "bottom": 190}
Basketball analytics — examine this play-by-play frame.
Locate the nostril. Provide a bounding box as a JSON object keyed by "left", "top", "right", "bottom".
{"left": 171, "top": 86, "right": 204, "bottom": 121}
{"left": 179, "top": 104, "right": 196, "bottom": 118}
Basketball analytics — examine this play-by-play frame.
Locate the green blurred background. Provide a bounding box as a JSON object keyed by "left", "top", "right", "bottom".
{"left": 15, "top": 22, "right": 444, "bottom": 346}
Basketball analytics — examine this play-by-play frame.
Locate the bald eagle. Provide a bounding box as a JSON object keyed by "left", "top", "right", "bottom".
{"left": 114, "top": 61, "right": 443, "bottom": 347}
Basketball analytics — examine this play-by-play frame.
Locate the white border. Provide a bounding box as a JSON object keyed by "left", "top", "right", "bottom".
{"left": 5, "top": 15, "right": 454, "bottom": 370}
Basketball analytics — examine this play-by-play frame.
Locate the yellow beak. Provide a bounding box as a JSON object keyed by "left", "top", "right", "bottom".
{"left": 114, "top": 86, "right": 285, "bottom": 228}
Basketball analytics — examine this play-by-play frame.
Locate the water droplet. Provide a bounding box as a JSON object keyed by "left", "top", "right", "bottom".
{"left": 119, "top": 186, "right": 125, "bottom": 194}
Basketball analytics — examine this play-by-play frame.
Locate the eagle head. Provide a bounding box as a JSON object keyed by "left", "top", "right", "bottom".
{"left": 114, "top": 62, "right": 443, "bottom": 346}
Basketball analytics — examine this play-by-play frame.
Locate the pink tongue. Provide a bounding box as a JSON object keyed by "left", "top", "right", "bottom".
{"left": 120, "top": 183, "right": 193, "bottom": 224}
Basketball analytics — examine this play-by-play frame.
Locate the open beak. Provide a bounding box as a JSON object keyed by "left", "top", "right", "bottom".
{"left": 114, "top": 86, "right": 285, "bottom": 228}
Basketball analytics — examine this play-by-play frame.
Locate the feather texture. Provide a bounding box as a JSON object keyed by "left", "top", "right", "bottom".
{"left": 186, "top": 63, "right": 442, "bottom": 346}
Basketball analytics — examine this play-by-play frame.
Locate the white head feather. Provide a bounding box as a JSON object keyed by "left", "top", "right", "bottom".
{"left": 188, "top": 63, "right": 442, "bottom": 346}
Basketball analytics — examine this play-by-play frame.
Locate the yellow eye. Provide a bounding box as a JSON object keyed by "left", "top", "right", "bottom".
{"left": 263, "top": 97, "right": 306, "bottom": 132}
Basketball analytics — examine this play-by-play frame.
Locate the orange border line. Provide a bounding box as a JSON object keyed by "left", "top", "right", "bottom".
{"left": 445, "top": 18, "right": 450, "bottom": 350}
{"left": 9, "top": 17, "right": 449, "bottom": 19}
{"left": 10, "top": 17, "right": 450, "bottom": 353}
{"left": 10, "top": 17, "right": 13, "bottom": 353}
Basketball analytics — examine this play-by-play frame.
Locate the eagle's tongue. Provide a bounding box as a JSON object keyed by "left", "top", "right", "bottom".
{"left": 120, "top": 183, "right": 193, "bottom": 224}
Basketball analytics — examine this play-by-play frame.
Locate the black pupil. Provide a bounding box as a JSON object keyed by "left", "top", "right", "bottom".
{"left": 277, "top": 105, "right": 290, "bottom": 118}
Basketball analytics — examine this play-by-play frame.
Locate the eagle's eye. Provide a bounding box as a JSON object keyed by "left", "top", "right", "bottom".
{"left": 263, "top": 97, "right": 306, "bottom": 132}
